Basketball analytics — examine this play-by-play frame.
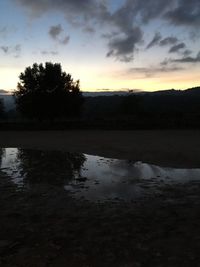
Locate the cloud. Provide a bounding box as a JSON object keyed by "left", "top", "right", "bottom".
{"left": 146, "top": 34, "right": 180, "bottom": 51}
{"left": 122, "top": 0, "right": 171, "bottom": 24}
{"left": 165, "top": 0, "right": 200, "bottom": 27}
{"left": 41, "top": 50, "right": 58, "bottom": 55}
{"left": 146, "top": 35, "right": 179, "bottom": 50}
{"left": 106, "top": 27, "right": 143, "bottom": 62}
{"left": 14, "top": 0, "right": 108, "bottom": 22}
{"left": 172, "top": 51, "right": 200, "bottom": 63}
{"left": 49, "top": 24, "right": 70, "bottom": 45}
{"left": 126, "top": 65, "right": 184, "bottom": 78}
{"left": 160, "top": 36, "right": 178, "bottom": 46}
{"left": 14, "top": 0, "right": 144, "bottom": 61}
{"left": 49, "top": 24, "right": 63, "bottom": 39}
{"left": 189, "top": 31, "right": 200, "bottom": 41}
{"left": 146, "top": 32, "right": 162, "bottom": 49}
{"left": 160, "top": 58, "right": 170, "bottom": 66}
{"left": 60, "top": 36, "right": 70, "bottom": 45}
{"left": 14, "top": 0, "right": 200, "bottom": 62}
{"left": 182, "top": 49, "right": 192, "bottom": 57}
{"left": 83, "top": 26, "right": 96, "bottom": 33}
{"left": 169, "top": 43, "right": 186, "bottom": 53}
{"left": 0, "top": 46, "right": 9, "bottom": 53}
{"left": 0, "top": 44, "right": 21, "bottom": 57}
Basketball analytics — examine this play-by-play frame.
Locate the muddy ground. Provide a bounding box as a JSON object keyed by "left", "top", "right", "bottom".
{"left": 0, "top": 130, "right": 200, "bottom": 167}
{"left": 1, "top": 130, "right": 200, "bottom": 266}
{"left": 1, "top": 166, "right": 200, "bottom": 266}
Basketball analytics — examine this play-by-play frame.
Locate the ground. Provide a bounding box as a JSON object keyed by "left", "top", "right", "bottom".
{"left": 0, "top": 130, "right": 200, "bottom": 167}
{"left": 1, "top": 130, "right": 200, "bottom": 266}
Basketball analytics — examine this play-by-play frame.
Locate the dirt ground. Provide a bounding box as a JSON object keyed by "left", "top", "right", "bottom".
{"left": 0, "top": 130, "right": 200, "bottom": 167}
{"left": 1, "top": 130, "right": 200, "bottom": 266}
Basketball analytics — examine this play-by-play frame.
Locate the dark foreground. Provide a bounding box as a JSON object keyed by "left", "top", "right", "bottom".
{"left": 1, "top": 169, "right": 200, "bottom": 266}
{"left": 1, "top": 130, "right": 200, "bottom": 167}
{"left": 1, "top": 130, "right": 200, "bottom": 266}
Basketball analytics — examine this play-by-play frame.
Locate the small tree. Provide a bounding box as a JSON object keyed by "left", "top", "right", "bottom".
{"left": 14, "top": 62, "right": 84, "bottom": 120}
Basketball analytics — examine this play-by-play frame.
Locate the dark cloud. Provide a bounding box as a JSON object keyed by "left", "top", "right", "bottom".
{"left": 121, "top": 0, "right": 170, "bottom": 24}
{"left": 49, "top": 24, "right": 63, "bottom": 39}
{"left": 146, "top": 32, "right": 162, "bottom": 49}
{"left": 14, "top": 0, "right": 108, "bottom": 22}
{"left": 16, "top": 0, "right": 200, "bottom": 28}
{"left": 182, "top": 49, "right": 192, "bottom": 57}
{"left": 169, "top": 43, "right": 186, "bottom": 53}
{"left": 165, "top": 0, "right": 200, "bottom": 27}
{"left": 172, "top": 51, "right": 200, "bottom": 63}
{"left": 160, "top": 36, "right": 178, "bottom": 46}
{"left": 126, "top": 0, "right": 200, "bottom": 27}
{"left": 49, "top": 24, "right": 70, "bottom": 45}
{"left": 14, "top": 0, "right": 143, "bottom": 61}
{"left": 146, "top": 35, "right": 179, "bottom": 50}
{"left": 110, "top": 0, "right": 200, "bottom": 58}
{"left": 14, "top": 0, "right": 200, "bottom": 62}
{"left": 106, "top": 27, "right": 143, "bottom": 62}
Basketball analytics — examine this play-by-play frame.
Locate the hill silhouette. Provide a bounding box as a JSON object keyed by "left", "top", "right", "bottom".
{"left": 0, "top": 86, "right": 200, "bottom": 129}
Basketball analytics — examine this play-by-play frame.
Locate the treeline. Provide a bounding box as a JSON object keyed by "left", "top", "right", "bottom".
{"left": 1, "top": 62, "right": 199, "bottom": 130}
{"left": 81, "top": 87, "right": 200, "bottom": 129}
{"left": 1, "top": 86, "right": 200, "bottom": 130}
{"left": 0, "top": 88, "right": 200, "bottom": 129}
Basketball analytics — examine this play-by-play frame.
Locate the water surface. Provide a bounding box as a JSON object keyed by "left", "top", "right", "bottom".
{"left": 1, "top": 148, "right": 200, "bottom": 201}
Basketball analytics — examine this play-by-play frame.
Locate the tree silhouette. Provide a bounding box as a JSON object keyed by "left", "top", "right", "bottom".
{"left": 0, "top": 98, "right": 5, "bottom": 119}
{"left": 120, "top": 95, "right": 142, "bottom": 116}
{"left": 14, "top": 62, "right": 84, "bottom": 120}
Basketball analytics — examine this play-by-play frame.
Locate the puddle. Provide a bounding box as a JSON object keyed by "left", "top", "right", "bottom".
{"left": 1, "top": 148, "right": 200, "bottom": 201}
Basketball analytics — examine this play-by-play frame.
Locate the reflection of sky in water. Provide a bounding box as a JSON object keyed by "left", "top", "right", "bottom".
{"left": 1, "top": 148, "right": 200, "bottom": 201}
{"left": 1, "top": 148, "right": 24, "bottom": 186}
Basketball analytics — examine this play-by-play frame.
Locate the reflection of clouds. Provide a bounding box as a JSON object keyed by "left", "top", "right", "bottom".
{"left": 108, "top": 159, "right": 200, "bottom": 183}
{"left": 1, "top": 149, "right": 200, "bottom": 201}
{"left": 0, "top": 148, "right": 4, "bottom": 167}
{"left": 71, "top": 154, "right": 200, "bottom": 201}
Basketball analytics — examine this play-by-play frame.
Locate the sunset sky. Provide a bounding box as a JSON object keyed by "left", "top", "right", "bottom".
{"left": 0, "top": 0, "right": 200, "bottom": 92}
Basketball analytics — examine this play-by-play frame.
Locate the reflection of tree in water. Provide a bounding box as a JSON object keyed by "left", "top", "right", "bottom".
{"left": 0, "top": 148, "right": 4, "bottom": 166}
{"left": 17, "top": 149, "right": 86, "bottom": 186}
{"left": 0, "top": 148, "right": 4, "bottom": 173}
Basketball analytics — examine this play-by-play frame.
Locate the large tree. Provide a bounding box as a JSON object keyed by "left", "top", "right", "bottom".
{"left": 14, "top": 62, "right": 84, "bottom": 120}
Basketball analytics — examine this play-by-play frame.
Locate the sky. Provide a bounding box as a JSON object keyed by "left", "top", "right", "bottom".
{"left": 0, "top": 0, "right": 200, "bottom": 92}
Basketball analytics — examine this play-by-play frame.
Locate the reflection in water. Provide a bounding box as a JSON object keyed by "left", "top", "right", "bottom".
{"left": 0, "top": 148, "right": 4, "bottom": 167}
{"left": 1, "top": 148, "right": 85, "bottom": 187}
{"left": 0, "top": 148, "right": 23, "bottom": 184}
{"left": 17, "top": 149, "right": 85, "bottom": 186}
{"left": 1, "top": 148, "right": 200, "bottom": 201}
